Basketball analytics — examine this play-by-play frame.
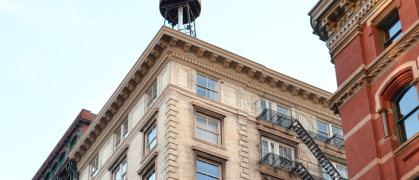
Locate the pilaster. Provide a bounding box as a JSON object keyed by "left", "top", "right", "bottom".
{"left": 162, "top": 97, "right": 180, "bottom": 180}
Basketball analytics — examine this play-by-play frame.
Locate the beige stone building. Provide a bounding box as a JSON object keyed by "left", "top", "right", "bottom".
{"left": 68, "top": 26, "right": 348, "bottom": 180}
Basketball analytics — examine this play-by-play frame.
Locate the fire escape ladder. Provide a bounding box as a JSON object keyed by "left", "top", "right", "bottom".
{"left": 291, "top": 120, "right": 342, "bottom": 180}
{"left": 289, "top": 162, "right": 315, "bottom": 180}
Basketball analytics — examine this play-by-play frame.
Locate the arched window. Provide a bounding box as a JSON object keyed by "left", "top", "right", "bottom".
{"left": 392, "top": 83, "right": 419, "bottom": 143}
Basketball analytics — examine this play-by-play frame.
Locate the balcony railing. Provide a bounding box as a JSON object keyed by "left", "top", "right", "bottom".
{"left": 258, "top": 153, "right": 294, "bottom": 172}
{"left": 257, "top": 108, "right": 345, "bottom": 150}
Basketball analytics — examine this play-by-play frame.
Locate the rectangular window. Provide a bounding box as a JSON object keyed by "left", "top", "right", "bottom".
{"left": 146, "top": 124, "right": 157, "bottom": 153}
{"left": 336, "top": 165, "right": 348, "bottom": 179}
{"left": 196, "top": 159, "right": 220, "bottom": 180}
{"left": 91, "top": 156, "right": 99, "bottom": 177}
{"left": 259, "top": 99, "right": 273, "bottom": 122}
{"left": 261, "top": 137, "right": 293, "bottom": 168}
{"left": 146, "top": 170, "right": 156, "bottom": 180}
{"left": 276, "top": 105, "right": 290, "bottom": 127}
{"left": 115, "top": 129, "right": 121, "bottom": 147}
{"left": 114, "top": 161, "right": 127, "bottom": 180}
{"left": 147, "top": 82, "right": 157, "bottom": 106}
{"left": 332, "top": 126, "right": 344, "bottom": 146}
{"left": 381, "top": 12, "right": 402, "bottom": 49}
{"left": 196, "top": 114, "right": 220, "bottom": 145}
{"left": 123, "top": 120, "right": 129, "bottom": 138}
{"left": 316, "top": 120, "right": 329, "bottom": 139}
{"left": 196, "top": 74, "right": 218, "bottom": 101}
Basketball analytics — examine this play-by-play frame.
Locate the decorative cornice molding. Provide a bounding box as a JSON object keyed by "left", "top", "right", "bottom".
{"left": 329, "top": 19, "right": 419, "bottom": 111}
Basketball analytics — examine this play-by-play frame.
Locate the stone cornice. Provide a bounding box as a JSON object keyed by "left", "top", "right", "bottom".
{"left": 329, "top": 19, "right": 419, "bottom": 110}
{"left": 310, "top": 0, "right": 385, "bottom": 50}
{"left": 169, "top": 50, "right": 340, "bottom": 120}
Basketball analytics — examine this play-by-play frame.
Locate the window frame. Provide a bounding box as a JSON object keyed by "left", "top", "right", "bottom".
{"left": 113, "top": 160, "right": 127, "bottom": 180}
{"left": 316, "top": 120, "right": 330, "bottom": 139}
{"left": 380, "top": 12, "right": 402, "bottom": 49}
{"left": 91, "top": 155, "right": 99, "bottom": 178}
{"left": 195, "top": 113, "right": 221, "bottom": 146}
{"left": 192, "top": 104, "right": 226, "bottom": 149}
{"left": 196, "top": 158, "right": 222, "bottom": 180}
{"left": 391, "top": 83, "right": 419, "bottom": 143}
{"left": 137, "top": 152, "right": 158, "bottom": 180}
{"left": 196, "top": 73, "right": 219, "bottom": 101}
{"left": 147, "top": 81, "right": 158, "bottom": 106}
{"left": 115, "top": 119, "right": 129, "bottom": 148}
{"left": 260, "top": 137, "right": 294, "bottom": 160}
{"left": 192, "top": 146, "right": 228, "bottom": 180}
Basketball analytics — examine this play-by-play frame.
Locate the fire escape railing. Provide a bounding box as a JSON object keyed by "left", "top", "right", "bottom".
{"left": 258, "top": 153, "right": 294, "bottom": 172}
{"left": 257, "top": 108, "right": 344, "bottom": 180}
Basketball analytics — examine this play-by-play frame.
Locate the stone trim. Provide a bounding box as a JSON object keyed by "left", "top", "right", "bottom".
{"left": 351, "top": 151, "right": 394, "bottom": 180}
{"left": 162, "top": 97, "right": 180, "bottom": 180}
{"left": 329, "top": 20, "right": 419, "bottom": 110}
{"left": 136, "top": 151, "right": 158, "bottom": 175}
{"left": 343, "top": 114, "right": 374, "bottom": 140}
{"left": 238, "top": 115, "right": 250, "bottom": 180}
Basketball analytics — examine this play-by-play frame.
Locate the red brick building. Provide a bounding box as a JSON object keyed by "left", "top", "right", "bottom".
{"left": 310, "top": 0, "right": 419, "bottom": 179}
{"left": 32, "top": 109, "right": 95, "bottom": 180}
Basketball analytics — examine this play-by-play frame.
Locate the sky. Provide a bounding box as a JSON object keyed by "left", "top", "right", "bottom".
{"left": 0, "top": 0, "right": 336, "bottom": 179}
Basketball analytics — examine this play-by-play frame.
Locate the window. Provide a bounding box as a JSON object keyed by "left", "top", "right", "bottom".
{"left": 69, "top": 135, "right": 77, "bottom": 151}
{"left": 196, "top": 114, "right": 220, "bottom": 145}
{"left": 91, "top": 156, "right": 99, "bottom": 177}
{"left": 146, "top": 124, "right": 157, "bottom": 153}
{"left": 316, "top": 120, "right": 329, "bottom": 139}
{"left": 147, "top": 82, "right": 157, "bottom": 106}
{"left": 115, "top": 120, "right": 129, "bottom": 147}
{"left": 261, "top": 137, "right": 293, "bottom": 168}
{"left": 336, "top": 165, "right": 348, "bottom": 179}
{"left": 260, "top": 99, "right": 273, "bottom": 122}
{"left": 392, "top": 84, "right": 419, "bottom": 143}
{"left": 145, "top": 170, "right": 155, "bottom": 180}
{"left": 259, "top": 100, "right": 291, "bottom": 126}
{"left": 196, "top": 159, "right": 220, "bottom": 180}
{"left": 114, "top": 161, "right": 127, "bottom": 180}
{"left": 196, "top": 74, "right": 218, "bottom": 101}
{"left": 115, "top": 129, "right": 122, "bottom": 147}
{"left": 381, "top": 12, "right": 402, "bottom": 49}
{"left": 123, "top": 120, "right": 129, "bottom": 138}
{"left": 321, "top": 167, "right": 332, "bottom": 180}
{"left": 332, "top": 126, "right": 344, "bottom": 146}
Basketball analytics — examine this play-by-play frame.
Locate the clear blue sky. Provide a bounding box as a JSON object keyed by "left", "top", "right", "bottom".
{"left": 0, "top": 0, "right": 335, "bottom": 179}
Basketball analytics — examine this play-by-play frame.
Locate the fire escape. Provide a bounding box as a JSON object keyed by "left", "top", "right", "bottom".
{"left": 256, "top": 99, "right": 345, "bottom": 180}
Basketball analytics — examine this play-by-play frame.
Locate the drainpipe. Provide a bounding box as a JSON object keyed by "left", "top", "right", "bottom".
{"left": 178, "top": 6, "right": 183, "bottom": 31}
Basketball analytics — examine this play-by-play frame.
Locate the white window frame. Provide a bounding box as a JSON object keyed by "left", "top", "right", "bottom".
{"left": 113, "top": 160, "right": 127, "bottom": 180}
{"left": 316, "top": 120, "right": 330, "bottom": 138}
{"left": 196, "top": 73, "right": 219, "bottom": 101}
{"left": 261, "top": 137, "right": 294, "bottom": 160}
{"left": 195, "top": 113, "right": 221, "bottom": 145}
{"left": 145, "top": 123, "right": 157, "bottom": 153}
{"left": 91, "top": 156, "right": 99, "bottom": 177}
{"left": 147, "top": 82, "right": 157, "bottom": 106}
{"left": 115, "top": 120, "right": 129, "bottom": 147}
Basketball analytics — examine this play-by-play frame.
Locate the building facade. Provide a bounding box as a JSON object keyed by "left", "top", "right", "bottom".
{"left": 66, "top": 27, "right": 348, "bottom": 180}
{"left": 310, "top": 0, "right": 419, "bottom": 179}
{"left": 33, "top": 109, "right": 96, "bottom": 180}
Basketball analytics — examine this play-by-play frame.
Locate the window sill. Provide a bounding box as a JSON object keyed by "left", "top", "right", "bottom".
{"left": 394, "top": 132, "right": 419, "bottom": 156}
{"left": 193, "top": 137, "right": 226, "bottom": 151}
{"left": 142, "top": 144, "right": 158, "bottom": 164}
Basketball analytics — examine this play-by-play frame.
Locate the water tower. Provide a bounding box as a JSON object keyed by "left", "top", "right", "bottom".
{"left": 160, "top": 0, "right": 201, "bottom": 37}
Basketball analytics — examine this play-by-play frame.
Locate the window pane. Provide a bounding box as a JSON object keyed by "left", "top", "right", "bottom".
{"left": 152, "top": 83, "right": 157, "bottom": 96}
{"left": 197, "top": 160, "right": 207, "bottom": 173}
{"left": 147, "top": 171, "right": 155, "bottom": 180}
{"left": 197, "top": 173, "right": 207, "bottom": 180}
{"left": 197, "top": 116, "right": 207, "bottom": 129}
{"left": 403, "top": 108, "right": 419, "bottom": 140}
{"left": 197, "top": 86, "right": 207, "bottom": 97}
{"left": 115, "top": 168, "right": 120, "bottom": 180}
{"left": 277, "top": 105, "right": 289, "bottom": 116}
{"left": 389, "top": 20, "right": 402, "bottom": 39}
{"left": 148, "top": 126, "right": 156, "bottom": 142}
{"left": 207, "top": 163, "right": 219, "bottom": 177}
{"left": 398, "top": 86, "right": 419, "bottom": 116}
{"left": 316, "top": 120, "right": 329, "bottom": 133}
{"left": 332, "top": 126, "right": 343, "bottom": 136}
{"left": 208, "top": 90, "right": 218, "bottom": 101}
{"left": 196, "top": 128, "right": 207, "bottom": 141}
{"left": 122, "top": 162, "right": 126, "bottom": 173}
{"left": 318, "top": 131, "right": 329, "bottom": 138}
{"left": 148, "top": 88, "right": 153, "bottom": 99}
{"left": 208, "top": 176, "right": 218, "bottom": 180}
{"left": 197, "top": 74, "right": 207, "bottom": 87}
{"left": 262, "top": 140, "right": 269, "bottom": 156}
{"left": 207, "top": 132, "right": 218, "bottom": 144}
{"left": 208, "top": 78, "right": 218, "bottom": 91}
{"left": 207, "top": 119, "right": 218, "bottom": 133}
